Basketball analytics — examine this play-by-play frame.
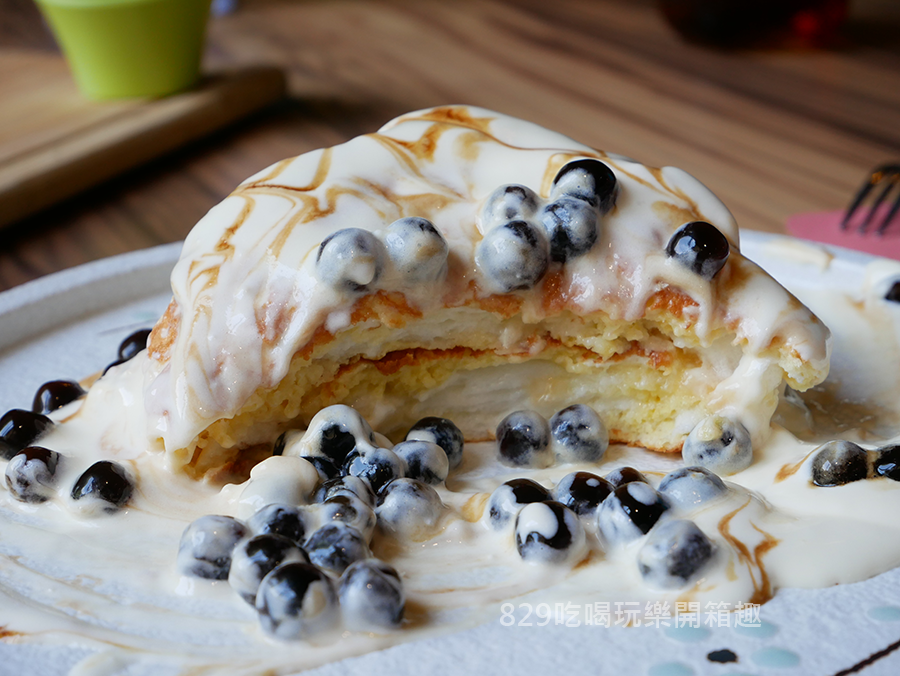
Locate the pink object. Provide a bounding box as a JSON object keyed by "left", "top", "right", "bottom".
{"left": 785, "top": 208, "right": 900, "bottom": 261}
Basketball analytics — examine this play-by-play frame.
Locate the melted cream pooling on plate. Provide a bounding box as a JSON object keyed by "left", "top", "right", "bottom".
{"left": 0, "top": 249, "right": 899, "bottom": 675}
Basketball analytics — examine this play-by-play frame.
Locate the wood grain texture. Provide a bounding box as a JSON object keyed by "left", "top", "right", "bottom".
{"left": 0, "top": 0, "right": 898, "bottom": 291}
{"left": 0, "top": 57, "right": 286, "bottom": 228}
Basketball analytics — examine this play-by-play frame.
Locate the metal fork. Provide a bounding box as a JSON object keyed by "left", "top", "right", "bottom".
{"left": 841, "top": 163, "right": 900, "bottom": 235}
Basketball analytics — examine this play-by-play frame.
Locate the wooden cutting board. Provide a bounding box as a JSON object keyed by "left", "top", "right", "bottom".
{"left": 0, "top": 49, "right": 286, "bottom": 228}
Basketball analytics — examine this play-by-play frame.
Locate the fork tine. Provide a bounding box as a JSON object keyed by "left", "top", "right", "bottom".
{"left": 875, "top": 178, "right": 900, "bottom": 236}
{"left": 842, "top": 172, "right": 880, "bottom": 230}
{"left": 859, "top": 174, "right": 898, "bottom": 234}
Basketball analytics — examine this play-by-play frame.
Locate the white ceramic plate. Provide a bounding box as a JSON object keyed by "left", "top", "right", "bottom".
{"left": 2, "top": 233, "right": 900, "bottom": 676}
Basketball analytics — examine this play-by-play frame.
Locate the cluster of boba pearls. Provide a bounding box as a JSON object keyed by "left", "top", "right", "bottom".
{"left": 484, "top": 464, "right": 723, "bottom": 589}
{"left": 176, "top": 406, "right": 464, "bottom": 640}
{"left": 316, "top": 216, "right": 450, "bottom": 293}
{"left": 1, "top": 329, "right": 149, "bottom": 514}
{"left": 810, "top": 439, "right": 900, "bottom": 487}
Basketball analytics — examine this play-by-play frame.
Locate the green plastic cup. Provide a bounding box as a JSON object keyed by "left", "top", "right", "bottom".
{"left": 35, "top": 0, "right": 212, "bottom": 100}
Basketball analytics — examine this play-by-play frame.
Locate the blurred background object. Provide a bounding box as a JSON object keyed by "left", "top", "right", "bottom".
{"left": 34, "top": 0, "right": 212, "bottom": 100}
{"left": 0, "top": 0, "right": 898, "bottom": 289}
{"left": 659, "top": 0, "right": 849, "bottom": 48}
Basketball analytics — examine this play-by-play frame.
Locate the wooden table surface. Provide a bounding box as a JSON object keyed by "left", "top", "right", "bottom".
{"left": 1, "top": 0, "right": 899, "bottom": 292}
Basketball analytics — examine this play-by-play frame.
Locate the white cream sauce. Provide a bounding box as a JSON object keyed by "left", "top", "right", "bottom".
{"left": 1, "top": 254, "right": 900, "bottom": 675}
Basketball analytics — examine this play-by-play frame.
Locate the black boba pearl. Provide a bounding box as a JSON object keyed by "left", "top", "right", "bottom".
{"left": 514, "top": 501, "right": 586, "bottom": 565}
{"left": 486, "top": 478, "right": 551, "bottom": 529}
{"left": 665, "top": 221, "right": 730, "bottom": 280}
{"left": 316, "top": 228, "right": 385, "bottom": 292}
{"left": 314, "top": 475, "right": 377, "bottom": 507}
{"left": 339, "top": 559, "right": 405, "bottom": 632}
{"left": 597, "top": 482, "right": 669, "bottom": 544}
{"left": 885, "top": 281, "right": 900, "bottom": 303}
{"left": 482, "top": 184, "right": 540, "bottom": 224}
{"left": 549, "top": 404, "right": 608, "bottom": 463}
{"left": 811, "top": 440, "right": 869, "bottom": 487}
{"left": 228, "top": 534, "right": 309, "bottom": 605}
{"left": 657, "top": 466, "right": 728, "bottom": 510}
{"left": 552, "top": 158, "right": 617, "bottom": 213}
{"left": 5, "top": 446, "right": 63, "bottom": 503}
{"left": 304, "top": 522, "right": 369, "bottom": 575}
{"left": 343, "top": 447, "right": 405, "bottom": 493}
{"left": 637, "top": 519, "right": 715, "bottom": 589}
{"left": 320, "top": 495, "right": 377, "bottom": 541}
{"left": 392, "top": 440, "right": 449, "bottom": 485}
{"left": 0, "top": 409, "right": 54, "bottom": 460}
{"left": 605, "top": 466, "right": 648, "bottom": 488}
{"left": 32, "top": 380, "right": 87, "bottom": 415}
{"left": 318, "top": 422, "right": 359, "bottom": 464}
{"left": 553, "top": 471, "right": 612, "bottom": 517}
{"left": 256, "top": 562, "right": 338, "bottom": 639}
{"left": 541, "top": 197, "right": 599, "bottom": 263}
{"left": 384, "top": 217, "right": 449, "bottom": 283}
{"left": 248, "top": 504, "right": 310, "bottom": 545}
{"left": 302, "top": 455, "right": 341, "bottom": 482}
{"left": 70, "top": 460, "right": 134, "bottom": 512}
{"left": 496, "top": 410, "right": 552, "bottom": 468}
{"left": 177, "top": 515, "right": 249, "bottom": 580}
{"left": 874, "top": 444, "right": 900, "bottom": 481}
{"left": 118, "top": 328, "right": 152, "bottom": 361}
{"left": 475, "top": 220, "right": 549, "bottom": 293}
{"left": 406, "top": 416, "right": 465, "bottom": 470}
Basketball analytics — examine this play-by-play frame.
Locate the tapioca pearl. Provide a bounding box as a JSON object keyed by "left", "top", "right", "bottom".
{"left": 392, "top": 440, "right": 449, "bottom": 485}
{"left": 376, "top": 478, "right": 444, "bottom": 540}
{"left": 553, "top": 471, "right": 612, "bottom": 518}
{"left": 481, "top": 184, "right": 540, "bottom": 226}
{"left": 657, "top": 466, "right": 728, "bottom": 510}
{"left": 406, "top": 416, "right": 464, "bottom": 470}
{"left": 549, "top": 404, "right": 608, "bottom": 463}
{"left": 811, "top": 440, "right": 868, "bottom": 487}
{"left": 886, "top": 281, "right": 900, "bottom": 303}
{"left": 485, "top": 478, "right": 551, "bottom": 530}
{"left": 304, "top": 522, "right": 370, "bottom": 575}
{"left": 682, "top": 416, "right": 752, "bottom": 475}
{"left": 177, "top": 515, "right": 249, "bottom": 580}
{"left": 339, "top": 559, "right": 405, "bottom": 632}
{"left": 475, "top": 220, "right": 550, "bottom": 294}
{"left": 665, "top": 221, "right": 730, "bottom": 280}
{"left": 32, "top": 380, "right": 86, "bottom": 415}
{"left": 5, "top": 446, "right": 63, "bottom": 503}
{"left": 540, "top": 197, "right": 599, "bottom": 264}
{"left": 597, "top": 482, "right": 669, "bottom": 545}
{"left": 237, "top": 456, "right": 319, "bottom": 519}
{"left": 343, "top": 447, "right": 406, "bottom": 493}
{"left": 70, "top": 460, "right": 134, "bottom": 515}
{"left": 496, "top": 410, "right": 553, "bottom": 468}
{"left": 256, "top": 562, "right": 338, "bottom": 640}
{"left": 874, "top": 444, "right": 900, "bottom": 481}
{"left": 316, "top": 228, "right": 386, "bottom": 292}
{"left": 637, "top": 519, "right": 715, "bottom": 590}
{"left": 314, "top": 475, "right": 376, "bottom": 508}
{"left": 384, "top": 217, "right": 449, "bottom": 283}
{"left": 318, "top": 495, "right": 377, "bottom": 542}
{"left": 515, "top": 501, "right": 587, "bottom": 565}
{"left": 303, "top": 456, "right": 341, "bottom": 482}
{"left": 229, "top": 534, "right": 309, "bottom": 606}
{"left": 118, "top": 328, "right": 152, "bottom": 361}
{"left": 0, "top": 409, "right": 54, "bottom": 461}
{"left": 285, "top": 405, "right": 376, "bottom": 466}
{"left": 551, "top": 158, "right": 617, "bottom": 213}
{"left": 604, "top": 466, "right": 648, "bottom": 488}
{"left": 248, "top": 504, "right": 311, "bottom": 545}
